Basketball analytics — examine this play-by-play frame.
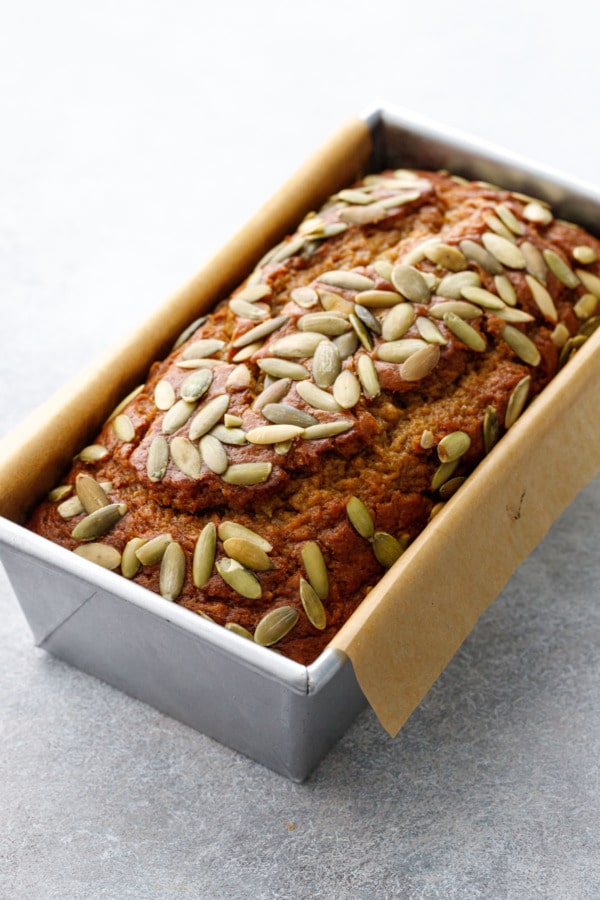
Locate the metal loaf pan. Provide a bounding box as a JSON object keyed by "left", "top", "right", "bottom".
{"left": 1, "top": 105, "right": 599, "bottom": 781}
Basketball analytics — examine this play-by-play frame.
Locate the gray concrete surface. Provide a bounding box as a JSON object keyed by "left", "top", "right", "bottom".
{"left": 1, "top": 2, "right": 599, "bottom": 897}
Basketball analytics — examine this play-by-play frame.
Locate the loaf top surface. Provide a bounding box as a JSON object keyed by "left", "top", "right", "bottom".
{"left": 28, "top": 168, "right": 600, "bottom": 664}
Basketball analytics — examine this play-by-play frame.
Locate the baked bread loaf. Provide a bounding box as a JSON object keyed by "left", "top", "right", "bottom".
{"left": 27, "top": 168, "right": 600, "bottom": 665}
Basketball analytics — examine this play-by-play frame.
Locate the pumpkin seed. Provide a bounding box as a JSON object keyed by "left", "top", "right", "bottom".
{"left": 338, "top": 204, "right": 387, "bottom": 225}
{"left": 460, "top": 285, "right": 505, "bottom": 310}
{"left": 416, "top": 316, "right": 447, "bottom": 345}
{"left": 163, "top": 399, "right": 197, "bottom": 434}
{"left": 436, "top": 270, "right": 481, "bottom": 298}
{"left": 301, "top": 541, "right": 328, "bottom": 599}
{"left": 135, "top": 533, "right": 172, "bottom": 565}
{"left": 349, "top": 312, "right": 373, "bottom": 351}
{"left": 104, "top": 384, "right": 144, "bottom": 423}
{"left": 459, "top": 239, "right": 504, "bottom": 275}
{"left": 218, "top": 521, "right": 273, "bottom": 552}
{"left": 520, "top": 241, "right": 547, "bottom": 282}
{"left": 312, "top": 339, "right": 341, "bottom": 388}
{"left": 437, "top": 430, "right": 471, "bottom": 463}
{"left": 209, "top": 425, "right": 247, "bottom": 445}
{"left": 346, "top": 496, "right": 375, "bottom": 539}
{"left": 505, "top": 375, "right": 531, "bottom": 429}
{"left": 269, "top": 234, "right": 306, "bottom": 264}
{"left": 522, "top": 201, "right": 553, "bottom": 225}
{"left": 181, "top": 339, "right": 226, "bottom": 360}
{"left": 295, "top": 381, "right": 342, "bottom": 412}
{"left": 336, "top": 188, "right": 374, "bottom": 205}
{"left": 318, "top": 290, "right": 354, "bottom": 315}
{"left": 75, "top": 474, "right": 110, "bottom": 514}
{"left": 376, "top": 338, "right": 428, "bottom": 363}
{"left": 502, "top": 325, "right": 541, "bottom": 366}
{"left": 221, "top": 462, "right": 272, "bottom": 485}
{"left": 216, "top": 557, "right": 261, "bottom": 599}
{"left": 574, "top": 293, "right": 598, "bottom": 319}
{"left": 543, "top": 249, "right": 579, "bottom": 288}
{"left": 302, "top": 420, "right": 353, "bottom": 440}
{"left": 300, "top": 578, "right": 327, "bottom": 630}
{"left": 484, "top": 212, "right": 516, "bottom": 241}
{"left": 257, "top": 358, "right": 310, "bottom": 380}
{"left": 171, "top": 315, "right": 208, "bottom": 351}
{"left": 429, "top": 300, "right": 481, "bottom": 320}
{"left": 71, "top": 502, "right": 127, "bottom": 542}
{"left": 423, "top": 242, "right": 467, "bottom": 271}
{"left": 232, "top": 315, "right": 288, "bottom": 349}
{"left": 73, "top": 543, "right": 121, "bottom": 570}
{"left": 192, "top": 522, "right": 217, "bottom": 587}
{"left": 333, "top": 370, "right": 361, "bottom": 409}
{"left": 420, "top": 429, "right": 435, "bottom": 449}
{"left": 232, "top": 342, "right": 263, "bottom": 363}
{"left": 356, "top": 354, "right": 380, "bottom": 398}
{"left": 198, "top": 434, "right": 228, "bottom": 474}
{"left": 77, "top": 444, "right": 109, "bottom": 463}
{"left": 495, "top": 203, "right": 525, "bottom": 236}
{"left": 381, "top": 303, "right": 415, "bottom": 341}
{"left": 235, "top": 283, "right": 272, "bottom": 303}
{"left": 270, "top": 332, "right": 327, "bottom": 359}
{"left": 372, "top": 531, "right": 403, "bottom": 568}
{"left": 494, "top": 307, "right": 535, "bottom": 324}
{"left": 170, "top": 436, "right": 202, "bottom": 478}
{"left": 254, "top": 606, "right": 299, "bottom": 646}
{"left": 290, "top": 286, "right": 319, "bottom": 307}
{"left": 333, "top": 330, "right": 360, "bottom": 360}
{"left": 225, "top": 623, "right": 254, "bottom": 640}
{"left": 481, "top": 232, "right": 526, "bottom": 268}
{"left": 154, "top": 379, "right": 176, "bottom": 410}
{"left": 391, "top": 264, "right": 431, "bottom": 302}
{"left": 297, "top": 312, "right": 350, "bottom": 336}
{"left": 353, "top": 304, "right": 382, "bottom": 336}
{"left": 229, "top": 298, "right": 269, "bottom": 320}
{"left": 245, "top": 424, "right": 304, "bottom": 444}
{"left": 493, "top": 274, "right": 517, "bottom": 306}
{"left": 189, "top": 394, "right": 230, "bottom": 440}
{"left": 431, "top": 459, "right": 460, "bottom": 490}
{"left": 443, "top": 313, "right": 486, "bottom": 351}
{"left": 575, "top": 269, "right": 600, "bottom": 297}
{"left": 147, "top": 434, "right": 170, "bottom": 482}
{"left": 372, "top": 260, "right": 394, "bottom": 281}
{"left": 573, "top": 245, "right": 597, "bottom": 265}
{"left": 48, "top": 484, "right": 72, "bottom": 503}
{"left": 483, "top": 406, "right": 500, "bottom": 454}
{"left": 261, "top": 403, "right": 318, "bottom": 428}
{"left": 550, "top": 322, "right": 570, "bottom": 347}
{"left": 401, "top": 344, "right": 440, "bottom": 381}
{"left": 180, "top": 369, "right": 214, "bottom": 403}
{"left": 223, "top": 537, "right": 272, "bottom": 571}
{"left": 252, "top": 378, "right": 291, "bottom": 411}
{"left": 112, "top": 413, "right": 135, "bottom": 442}
{"left": 121, "top": 537, "right": 146, "bottom": 578}
{"left": 318, "top": 270, "right": 375, "bottom": 291}
{"left": 159, "top": 541, "right": 186, "bottom": 601}
{"left": 354, "top": 289, "right": 404, "bottom": 308}
{"left": 438, "top": 476, "right": 466, "bottom": 500}
{"left": 525, "top": 274, "right": 557, "bottom": 322}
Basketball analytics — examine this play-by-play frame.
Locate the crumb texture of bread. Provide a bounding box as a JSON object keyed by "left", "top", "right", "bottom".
{"left": 28, "top": 169, "right": 600, "bottom": 664}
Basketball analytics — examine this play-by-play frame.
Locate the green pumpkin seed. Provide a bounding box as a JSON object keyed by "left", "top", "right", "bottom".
{"left": 437, "top": 430, "right": 471, "bottom": 463}
{"left": 524, "top": 274, "right": 557, "bottom": 322}
{"left": 192, "top": 522, "right": 217, "bottom": 587}
{"left": 520, "top": 241, "right": 547, "bottom": 282}
{"left": 170, "top": 436, "right": 202, "bottom": 479}
{"left": 48, "top": 484, "right": 73, "bottom": 503}
{"left": 163, "top": 399, "right": 197, "bottom": 434}
{"left": 147, "top": 434, "right": 170, "bottom": 482}
{"left": 257, "top": 358, "right": 310, "bottom": 380}
{"left": 575, "top": 269, "right": 600, "bottom": 298}
{"left": 436, "top": 270, "right": 481, "bottom": 298}
{"left": 319, "top": 270, "right": 375, "bottom": 292}
{"left": 73, "top": 543, "right": 121, "bottom": 570}
{"left": 180, "top": 369, "right": 214, "bottom": 403}
{"left": 252, "top": 378, "right": 291, "bottom": 411}
{"left": 71, "top": 503, "right": 127, "bottom": 542}
{"left": 221, "top": 462, "right": 272, "bottom": 485}
{"left": 231, "top": 315, "right": 288, "bottom": 349}
{"left": 223, "top": 537, "right": 272, "bottom": 571}
{"left": 216, "top": 557, "right": 262, "bottom": 599}
{"left": 543, "top": 250, "right": 580, "bottom": 288}
{"left": 574, "top": 293, "right": 598, "bottom": 320}
{"left": 295, "top": 381, "right": 342, "bottom": 412}
{"left": 346, "top": 496, "right": 375, "bottom": 539}
{"left": 354, "top": 289, "right": 404, "bottom": 308}
{"left": 121, "top": 537, "right": 146, "bottom": 578}
{"left": 483, "top": 406, "right": 500, "bottom": 454}
{"left": 261, "top": 403, "right": 318, "bottom": 428}
{"left": 372, "top": 531, "right": 403, "bottom": 568}
{"left": 75, "top": 473, "right": 110, "bottom": 514}
{"left": 113, "top": 413, "right": 135, "bottom": 442}
{"left": 332, "top": 370, "right": 361, "bottom": 409}
{"left": 312, "top": 340, "right": 342, "bottom": 388}
{"left": 381, "top": 302, "right": 415, "bottom": 341}
{"left": 189, "top": 394, "right": 230, "bottom": 440}
{"left": 135, "top": 533, "right": 172, "bottom": 566}
{"left": 235, "top": 283, "right": 272, "bottom": 303}
{"left": 460, "top": 286, "right": 506, "bottom": 310}
{"left": 423, "top": 242, "right": 467, "bottom": 271}
{"left": 416, "top": 316, "right": 447, "bottom": 345}
{"left": 297, "top": 312, "right": 350, "bottom": 336}
{"left": 573, "top": 245, "right": 597, "bottom": 265}
{"left": 302, "top": 420, "right": 353, "bottom": 440}
{"left": 391, "top": 264, "right": 431, "bottom": 302}
{"left": 77, "top": 444, "right": 109, "bottom": 463}
{"left": 300, "top": 578, "right": 327, "bottom": 630}
{"left": 301, "top": 540, "right": 328, "bottom": 599}
{"left": 356, "top": 354, "right": 380, "bottom": 398}
{"left": 181, "top": 338, "right": 226, "bottom": 360}
{"left": 505, "top": 375, "right": 532, "bottom": 429}
{"left": 254, "top": 606, "right": 299, "bottom": 646}
{"left": 443, "top": 313, "right": 486, "bottom": 351}
{"left": 154, "top": 379, "right": 176, "bottom": 410}
{"left": 522, "top": 201, "right": 553, "bottom": 225}
{"left": 245, "top": 424, "right": 304, "bottom": 444}
{"left": 290, "top": 286, "right": 319, "bottom": 307}
{"left": 225, "top": 622, "right": 254, "bottom": 640}
{"left": 159, "top": 541, "right": 186, "bottom": 601}
{"left": 431, "top": 459, "right": 460, "bottom": 490}
{"left": 502, "top": 325, "right": 541, "bottom": 366}
{"left": 171, "top": 315, "right": 207, "bottom": 350}
{"left": 459, "top": 239, "right": 504, "bottom": 275}
{"left": 376, "top": 338, "right": 428, "bottom": 363}
{"left": 401, "top": 344, "right": 440, "bottom": 381}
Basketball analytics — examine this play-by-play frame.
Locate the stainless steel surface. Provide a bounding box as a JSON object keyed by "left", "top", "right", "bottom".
{"left": 1, "top": 105, "right": 599, "bottom": 780}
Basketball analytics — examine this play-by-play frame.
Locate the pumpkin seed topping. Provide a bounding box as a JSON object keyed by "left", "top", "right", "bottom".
{"left": 71, "top": 502, "right": 127, "bottom": 542}
{"left": 429, "top": 300, "right": 481, "bottom": 320}
{"left": 232, "top": 315, "right": 288, "bottom": 349}
{"left": 252, "top": 378, "right": 291, "bottom": 411}
{"left": 355, "top": 289, "right": 404, "bottom": 308}
{"left": 245, "top": 424, "right": 304, "bottom": 445}
{"left": 163, "top": 399, "right": 197, "bottom": 434}
{"left": 181, "top": 339, "right": 226, "bottom": 360}
{"left": 401, "top": 344, "right": 440, "bottom": 381}
{"left": 154, "top": 379, "right": 176, "bottom": 410}
{"left": 235, "top": 283, "right": 272, "bottom": 303}
{"left": 431, "top": 459, "right": 460, "bottom": 491}
{"left": 443, "top": 313, "right": 486, "bottom": 352}
{"left": 112, "top": 412, "right": 135, "bottom": 441}
{"left": 232, "top": 342, "right": 263, "bottom": 363}
{"left": 170, "top": 436, "right": 202, "bottom": 479}
{"left": 482, "top": 232, "right": 526, "bottom": 269}
{"left": 356, "top": 354, "right": 380, "bottom": 398}
{"left": 372, "top": 531, "right": 403, "bottom": 568}
{"left": 573, "top": 245, "right": 597, "bottom": 265}
{"left": 300, "top": 578, "right": 327, "bottom": 630}
{"left": 254, "top": 606, "right": 299, "bottom": 647}
{"left": 543, "top": 250, "right": 580, "bottom": 288}
{"left": 49, "top": 484, "right": 73, "bottom": 503}
{"left": 147, "top": 434, "right": 170, "bottom": 482}
{"left": 302, "top": 420, "right": 354, "bottom": 440}
{"left": 334, "top": 330, "right": 360, "bottom": 360}
{"left": 460, "top": 285, "right": 506, "bottom": 310}
{"left": 333, "top": 370, "right": 361, "bottom": 409}
{"left": 192, "top": 522, "right": 217, "bottom": 587}
{"left": 77, "top": 444, "right": 109, "bottom": 463}
{"left": 180, "top": 368, "right": 214, "bottom": 403}
{"left": 221, "top": 462, "right": 272, "bottom": 485}
{"left": 423, "top": 242, "right": 467, "bottom": 271}
{"left": 216, "top": 557, "right": 262, "bottom": 599}
{"left": 225, "top": 622, "right": 254, "bottom": 641}
{"left": 218, "top": 521, "right": 272, "bottom": 552}
{"left": 391, "top": 264, "right": 431, "bottom": 302}
{"left": 438, "top": 476, "right": 466, "bottom": 500}
{"left": 349, "top": 313, "right": 373, "bottom": 351}
{"left": 484, "top": 212, "right": 516, "bottom": 241}
{"left": 297, "top": 312, "right": 350, "bottom": 336}
{"left": 261, "top": 403, "right": 318, "bottom": 428}
{"left": 301, "top": 541, "right": 328, "bottom": 599}
{"left": 437, "top": 430, "right": 471, "bottom": 463}
{"left": 189, "top": 395, "right": 230, "bottom": 441}
{"left": 502, "top": 325, "right": 541, "bottom": 366}
{"left": 495, "top": 203, "right": 525, "bottom": 236}
{"left": 354, "top": 304, "right": 382, "bottom": 336}
{"left": 290, "top": 286, "right": 319, "bottom": 308}
{"left": 199, "top": 434, "right": 228, "bottom": 474}
{"left": 459, "top": 239, "right": 504, "bottom": 275}
{"left": 372, "top": 260, "right": 394, "bottom": 281}
{"left": 494, "top": 274, "right": 517, "bottom": 306}
{"left": 105, "top": 384, "right": 145, "bottom": 423}
{"left": 575, "top": 269, "right": 600, "bottom": 297}
{"left": 135, "top": 533, "right": 173, "bottom": 566}
{"left": 159, "top": 541, "right": 186, "bottom": 601}
{"left": 437, "top": 270, "right": 481, "bottom": 298}
{"left": 295, "top": 380, "right": 342, "bottom": 412}
{"left": 550, "top": 322, "right": 570, "bottom": 347}
{"left": 319, "top": 270, "right": 375, "bottom": 292}
{"left": 381, "top": 303, "right": 415, "bottom": 341}
{"left": 223, "top": 537, "right": 272, "bottom": 571}
{"left": 483, "top": 406, "right": 500, "bottom": 454}
{"left": 524, "top": 274, "right": 557, "bottom": 322}
{"left": 121, "top": 537, "right": 146, "bottom": 579}
{"left": 75, "top": 474, "right": 110, "bottom": 514}
{"left": 574, "top": 293, "right": 598, "bottom": 320}
{"left": 416, "top": 316, "right": 447, "bottom": 345}
{"left": 346, "top": 495, "right": 375, "bottom": 539}
{"left": 520, "top": 241, "right": 547, "bottom": 282}
{"left": 376, "top": 338, "right": 428, "bottom": 364}
{"left": 229, "top": 299, "right": 269, "bottom": 320}
{"left": 74, "top": 543, "right": 122, "bottom": 570}
{"left": 505, "top": 375, "right": 532, "bottom": 429}
{"left": 522, "top": 201, "right": 553, "bottom": 225}
{"left": 312, "top": 339, "right": 341, "bottom": 388}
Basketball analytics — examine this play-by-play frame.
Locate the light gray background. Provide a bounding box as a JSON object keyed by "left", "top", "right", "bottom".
{"left": 1, "top": 2, "right": 599, "bottom": 898}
